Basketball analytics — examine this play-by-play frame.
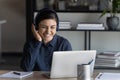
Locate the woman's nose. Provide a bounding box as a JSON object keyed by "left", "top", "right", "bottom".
{"left": 46, "top": 28, "right": 51, "bottom": 34}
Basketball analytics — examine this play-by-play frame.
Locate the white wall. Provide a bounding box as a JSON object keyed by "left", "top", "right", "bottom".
{"left": 57, "top": 31, "right": 85, "bottom": 50}
{"left": 0, "top": 0, "right": 120, "bottom": 53}
{"left": 91, "top": 32, "right": 120, "bottom": 53}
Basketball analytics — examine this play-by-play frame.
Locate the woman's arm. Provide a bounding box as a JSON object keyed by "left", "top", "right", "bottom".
{"left": 31, "top": 24, "right": 42, "bottom": 41}
{"left": 20, "top": 40, "right": 42, "bottom": 71}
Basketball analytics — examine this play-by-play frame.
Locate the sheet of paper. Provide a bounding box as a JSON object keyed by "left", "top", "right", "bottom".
{"left": 95, "top": 72, "right": 120, "bottom": 80}
{"left": 0, "top": 71, "right": 33, "bottom": 78}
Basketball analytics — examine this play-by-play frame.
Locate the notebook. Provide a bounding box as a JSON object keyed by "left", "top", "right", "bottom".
{"left": 44, "top": 50, "right": 96, "bottom": 78}
{"left": 95, "top": 72, "right": 120, "bottom": 80}
{"left": 0, "top": 71, "right": 33, "bottom": 78}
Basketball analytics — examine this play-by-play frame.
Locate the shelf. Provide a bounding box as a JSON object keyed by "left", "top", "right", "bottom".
{"left": 34, "top": 0, "right": 109, "bottom": 13}
{"left": 59, "top": 29, "right": 120, "bottom": 31}
{"left": 95, "top": 67, "right": 120, "bottom": 70}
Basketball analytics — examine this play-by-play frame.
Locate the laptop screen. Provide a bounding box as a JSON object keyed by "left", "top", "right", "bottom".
{"left": 50, "top": 50, "right": 96, "bottom": 78}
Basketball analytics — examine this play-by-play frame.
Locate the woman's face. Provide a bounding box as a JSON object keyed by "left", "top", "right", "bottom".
{"left": 38, "top": 19, "right": 57, "bottom": 44}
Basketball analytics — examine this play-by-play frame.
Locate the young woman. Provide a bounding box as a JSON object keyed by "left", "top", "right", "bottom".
{"left": 20, "top": 8, "right": 72, "bottom": 71}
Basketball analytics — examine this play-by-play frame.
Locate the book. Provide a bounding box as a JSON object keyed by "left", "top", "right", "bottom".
{"left": 95, "top": 53, "right": 120, "bottom": 68}
{"left": 0, "top": 71, "right": 33, "bottom": 78}
{"left": 95, "top": 57, "right": 120, "bottom": 68}
{"left": 95, "top": 59, "right": 119, "bottom": 64}
{"left": 98, "top": 51, "right": 120, "bottom": 57}
{"left": 76, "top": 26, "right": 105, "bottom": 30}
{"left": 77, "top": 22, "right": 103, "bottom": 27}
{"left": 95, "top": 72, "right": 120, "bottom": 80}
{"left": 77, "top": 22, "right": 105, "bottom": 30}
{"left": 59, "top": 21, "right": 72, "bottom": 29}
{"left": 95, "top": 63, "right": 120, "bottom": 68}
{"left": 97, "top": 51, "right": 120, "bottom": 59}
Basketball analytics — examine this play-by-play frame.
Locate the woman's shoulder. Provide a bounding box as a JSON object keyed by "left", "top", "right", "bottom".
{"left": 55, "top": 35, "right": 70, "bottom": 43}
{"left": 56, "top": 35, "right": 67, "bottom": 40}
{"left": 55, "top": 35, "right": 72, "bottom": 50}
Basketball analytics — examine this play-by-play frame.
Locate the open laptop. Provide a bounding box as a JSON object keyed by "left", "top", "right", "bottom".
{"left": 44, "top": 50, "right": 96, "bottom": 78}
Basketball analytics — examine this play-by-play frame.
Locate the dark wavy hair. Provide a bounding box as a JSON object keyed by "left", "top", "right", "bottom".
{"left": 34, "top": 8, "right": 59, "bottom": 31}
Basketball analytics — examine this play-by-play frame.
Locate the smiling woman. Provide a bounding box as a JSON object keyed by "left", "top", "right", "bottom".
{"left": 20, "top": 8, "right": 72, "bottom": 71}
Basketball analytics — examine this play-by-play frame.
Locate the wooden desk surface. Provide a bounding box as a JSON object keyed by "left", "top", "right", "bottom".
{"left": 0, "top": 69, "right": 119, "bottom": 80}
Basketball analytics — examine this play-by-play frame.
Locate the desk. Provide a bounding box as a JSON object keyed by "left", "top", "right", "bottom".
{"left": 0, "top": 69, "right": 120, "bottom": 80}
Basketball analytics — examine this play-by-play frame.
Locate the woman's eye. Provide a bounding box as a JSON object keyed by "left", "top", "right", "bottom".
{"left": 51, "top": 26, "right": 56, "bottom": 29}
{"left": 41, "top": 26, "right": 47, "bottom": 28}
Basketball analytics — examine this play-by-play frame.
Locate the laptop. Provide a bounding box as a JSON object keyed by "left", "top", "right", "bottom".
{"left": 44, "top": 50, "right": 96, "bottom": 78}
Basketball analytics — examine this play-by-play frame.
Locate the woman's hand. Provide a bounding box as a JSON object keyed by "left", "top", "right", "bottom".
{"left": 31, "top": 24, "right": 42, "bottom": 41}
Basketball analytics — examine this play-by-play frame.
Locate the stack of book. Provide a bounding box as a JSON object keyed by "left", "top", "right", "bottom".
{"left": 76, "top": 22, "right": 105, "bottom": 30}
{"left": 59, "top": 21, "right": 72, "bottom": 29}
{"left": 95, "top": 51, "right": 120, "bottom": 68}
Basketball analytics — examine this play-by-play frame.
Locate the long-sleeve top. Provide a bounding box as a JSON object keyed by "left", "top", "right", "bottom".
{"left": 20, "top": 34, "right": 72, "bottom": 71}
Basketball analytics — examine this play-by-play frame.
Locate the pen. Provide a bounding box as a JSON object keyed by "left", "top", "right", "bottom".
{"left": 13, "top": 72, "right": 21, "bottom": 75}
{"left": 97, "top": 73, "right": 103, "bottom": 79}
{"left": 88, "top": 59, "right": 93, "bottom": 65}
